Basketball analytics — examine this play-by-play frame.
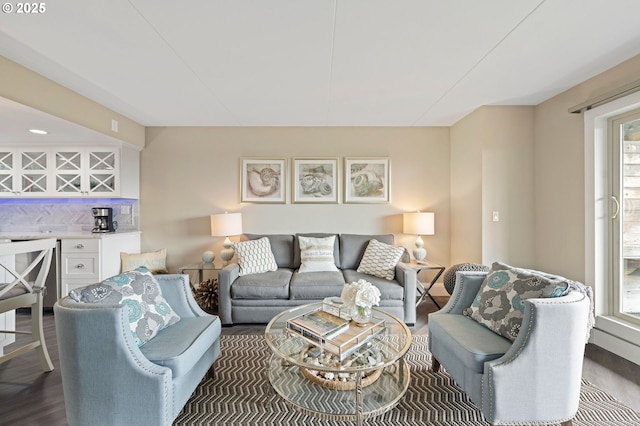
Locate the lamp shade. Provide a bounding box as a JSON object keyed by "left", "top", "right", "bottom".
{"left": 210, "top": 212, "right": 243, "bottom": 237}
{"left": 403, "top": 212, "right": 435, "bottom": 236}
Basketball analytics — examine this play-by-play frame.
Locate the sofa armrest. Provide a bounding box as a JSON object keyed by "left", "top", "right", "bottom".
{"left": 482, "top": 291, "right": 590, "bottom": 424}
{"left": 155, "top": 274, "right": 209, "bottom": 318}
{"left": 433, "top": 271, "right": 487, "bottom": 315}
{"left": 218, "top": 263, "right": 240, "bottom": 325}
{"left": 54, "top": 298, "right": 174, "bottom": 426}
{"left": 395, "top": 262, "right": 417, "bottom": 324}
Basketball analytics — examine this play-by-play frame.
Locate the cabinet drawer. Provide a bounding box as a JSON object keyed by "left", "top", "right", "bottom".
{"left": 62, "top": 238, "right": 100, "bottom": 253}
{"left": 62, "top": 254, "right": 99, "bottom": 278}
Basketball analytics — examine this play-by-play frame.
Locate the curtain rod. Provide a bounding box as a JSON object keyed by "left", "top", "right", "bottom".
{"left": 569, "top": 78, "right": 640, "bottom": 114}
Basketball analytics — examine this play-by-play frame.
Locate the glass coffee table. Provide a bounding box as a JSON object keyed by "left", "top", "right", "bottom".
{"left": 265, "top": 303, "right": 412, "bottom": 426}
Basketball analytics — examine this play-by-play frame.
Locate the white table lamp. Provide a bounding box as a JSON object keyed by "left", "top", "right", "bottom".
{"left": 210, "top": 212, "right": 243, "bottom": 265}
{"left": 403, "top": 212, "right": 435, "bottom": 262}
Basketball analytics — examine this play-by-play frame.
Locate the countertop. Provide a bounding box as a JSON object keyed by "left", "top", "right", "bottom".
{"left": 0, "top": 231, "right": 141, "bottom": 240}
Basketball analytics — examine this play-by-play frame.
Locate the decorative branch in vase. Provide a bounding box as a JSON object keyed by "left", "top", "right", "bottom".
{"left": 340, "top": 279, "right": 381, "bottom": 326}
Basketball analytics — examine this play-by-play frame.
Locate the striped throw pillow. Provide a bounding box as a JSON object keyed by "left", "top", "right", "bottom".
{"left": 298, "top": 235, "right": 339, "bottom": 273}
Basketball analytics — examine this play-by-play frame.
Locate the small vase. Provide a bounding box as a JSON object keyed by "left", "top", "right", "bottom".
{"left": 352, "top": 305, "right": 372, "bottom": 326}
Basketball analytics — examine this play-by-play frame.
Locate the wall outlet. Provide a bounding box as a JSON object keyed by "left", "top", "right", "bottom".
{"left": 120, "top": 205, "right": 131, "bottom": 214}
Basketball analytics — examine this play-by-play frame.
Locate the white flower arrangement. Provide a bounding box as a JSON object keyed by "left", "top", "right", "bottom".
{"left": 341, "top": 279, "right": 381, "bottom": 310}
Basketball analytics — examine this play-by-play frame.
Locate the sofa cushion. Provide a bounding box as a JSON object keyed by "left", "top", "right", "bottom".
{"left": 339, "top": 234, "right": 394, "bottom": 270}
{"left": 69, "top": 267, "right": 181, "bottom": 347}
{"left": 289, "top": 270, "right": 345, "bottom": 299}
{"left": 342, "top": 270, "right": 404, "bottom": 300}
{"left": 140, "top": 316, "right": 221, "bottom": 378}
{"left": 357, "top": 238, "right": 404, "bottom": 280}
{"left": 294, "top": 233, "right": 340, "bottom": 268}
{"left": 429, "top": 314, "right": 511, "bottom": 374}
{"left": 297, "top": 235, "right": 339, "bottom": 273}
{"left": 231, "top": 269, "right": 293, "bottom": 299}
{"left": 463, "top": 261, "right": 570, "bottom": 341}
{"left": 243, "top": 234, "right": 295, "bottom": 269}
{"left": 233, "top": 237, "right": 278, "bottom": 276}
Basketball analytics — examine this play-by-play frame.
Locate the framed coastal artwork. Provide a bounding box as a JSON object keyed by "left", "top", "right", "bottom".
{"left": 240, "top": 158, "right": 286, "bottom": 203}
{"left": 344, "top": 157, "right": 390, "bottom": 203}
{"left": 292, "top": 158, "right": 339, "bottom": 204}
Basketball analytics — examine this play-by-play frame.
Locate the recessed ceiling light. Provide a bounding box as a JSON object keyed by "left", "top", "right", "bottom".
{"left": 29, "top": 128, "right": 48, "bottom": 135}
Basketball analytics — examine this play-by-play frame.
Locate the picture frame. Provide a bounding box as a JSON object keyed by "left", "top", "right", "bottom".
{"left": 292, "top": 158, "right": 339, "bottom": 204}
{"left": 344, "top": 157, "right": 390, "bottom": 203}
{"left": 240, "top": 158, "right": 286, "bottom": 203}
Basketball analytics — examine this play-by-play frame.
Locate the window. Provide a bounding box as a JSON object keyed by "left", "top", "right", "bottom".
{"left": 585, "top": 90, "right": 640, "bottom": 364}
{"left": 610, "top": 110, "right": 640, "bottom": 326}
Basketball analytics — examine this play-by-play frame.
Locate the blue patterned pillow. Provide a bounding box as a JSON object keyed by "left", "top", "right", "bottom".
{"left": 463, "top": 262, "right": 569, "bottom": 341}
{"left": 69, "top": 267, "right": 181, "bottom": 347}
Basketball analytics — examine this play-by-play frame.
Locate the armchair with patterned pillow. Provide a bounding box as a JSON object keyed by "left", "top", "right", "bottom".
{"left": 54, "top": 270, "right": 221, "bottom": 426}
{"left": 428, "top": 262, "right": 592, "bottom": 426}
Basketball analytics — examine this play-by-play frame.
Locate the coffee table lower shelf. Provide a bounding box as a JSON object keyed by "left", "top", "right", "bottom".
{"left": 267, "top": 354, "right": 410, "bottom": 425}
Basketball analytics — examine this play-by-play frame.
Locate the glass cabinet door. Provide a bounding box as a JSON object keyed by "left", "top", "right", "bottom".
{"left": 20, "top": 151, "right": 48, "bottom": 194}
{"left": 87, "top": 150, "right": 117, "bottom": 194}
{"left": 55, "top": 151, "right": 83, "bottom": 194}
{"left": 0, "top": 151, "right": 16, "bottom": 195}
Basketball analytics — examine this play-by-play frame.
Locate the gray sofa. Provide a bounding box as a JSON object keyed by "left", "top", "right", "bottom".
{"left": 54, "top": 274, "right": 221, "bottom": 426}
{"left": 429, "top": 270, "right": 590, "bottom": 425}
{"left": 218, "top": 233, "right": 417, "bottom": 326}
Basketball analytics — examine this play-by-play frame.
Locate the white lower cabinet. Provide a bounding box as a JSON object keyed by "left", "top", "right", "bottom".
{"left": 60, "top": 233, "right": 140, "bottom": 296}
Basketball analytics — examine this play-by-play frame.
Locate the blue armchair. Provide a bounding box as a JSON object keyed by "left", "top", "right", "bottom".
{"left": 429, "top": 270, "right": 590, "bottom": 426}
{"left": 54, "top": 274, "right": 221, "bottom": 426}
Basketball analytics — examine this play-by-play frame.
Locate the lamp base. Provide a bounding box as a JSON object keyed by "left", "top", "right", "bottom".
{"left": 220, "top": 236, "right": 235, "bottom": 266}
{"left": 413, "top": 235, "right": 427, "bottom": 262}
{"left": 413, "top": 247, "right": 427, "bottom": 262}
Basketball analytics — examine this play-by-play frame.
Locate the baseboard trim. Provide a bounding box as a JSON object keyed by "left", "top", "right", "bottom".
{"left": 590, "top": 328, "right": 640, "bottom": 366}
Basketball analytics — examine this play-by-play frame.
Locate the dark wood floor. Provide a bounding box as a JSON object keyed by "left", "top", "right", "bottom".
{"left": 1, "top": 295, "right": 638, "bottom": 425}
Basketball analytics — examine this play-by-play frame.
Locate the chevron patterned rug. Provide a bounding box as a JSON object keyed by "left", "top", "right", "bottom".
{"left": 174, "top": 335, "right": 640, "bottom": 425}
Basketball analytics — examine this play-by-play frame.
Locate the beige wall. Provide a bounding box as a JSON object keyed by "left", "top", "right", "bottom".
{"left": 449, "top": 108, "right": 483, "bottom": 264}
{"left": 534, "top": 54, "right": 640, "bottom": 282}
{"left": 450, "top": 106, "right": 535, "bottom": 267}
{"left": 0, "top": 56, "right": 145, "bottom": 148}
{"left": 141, "top": 127, "right": 451, "bottom": 271}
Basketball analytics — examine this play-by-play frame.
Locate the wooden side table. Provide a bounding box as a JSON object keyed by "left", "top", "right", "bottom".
{"left": 405, "top": 260, "right": 446, "bottom": 309}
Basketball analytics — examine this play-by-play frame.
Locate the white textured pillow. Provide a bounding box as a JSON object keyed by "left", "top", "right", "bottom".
{"left": 233, "top": 237, "right": 278, "bottom": 276}
{"left": 298, "top": 235, "right": 339, "bottom": 273}
{"left": 357, "top": 239, "right": 404, "bottom": 280}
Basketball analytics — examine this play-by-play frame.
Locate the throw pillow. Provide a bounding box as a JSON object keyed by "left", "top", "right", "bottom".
{"left": 356, "top": 239, "right": 405, "bottom": 280}
{"left": 121, "top": 249, "right": 168, "bottom": 274}
{"left": 69, "top": 266, "right": 180, "bottom": 347}
{"left": 232, "top": 237, "right": 278, "bottom": 276}
{"left": 297, "top": 235, "right": 339, "bottom": 273}
{"left": 463, "top": 261, "right": 569, "bottom": 341}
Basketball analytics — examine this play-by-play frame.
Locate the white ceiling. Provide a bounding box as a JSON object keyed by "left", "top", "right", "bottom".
{"left": 2, "top": 0, "right": 640, "bottom": 128}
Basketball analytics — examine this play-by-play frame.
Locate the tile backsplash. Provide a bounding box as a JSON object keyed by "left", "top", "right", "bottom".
{"left": 0, "top": 199, "right": 139, "bottom": 233}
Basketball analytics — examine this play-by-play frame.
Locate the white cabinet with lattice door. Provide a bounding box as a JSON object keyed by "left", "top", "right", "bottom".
{"left": 54, "top": 148, "right": 119, "bottom": 196}
{"left": 0, "top": 149, "right": 51, "bottom": 197}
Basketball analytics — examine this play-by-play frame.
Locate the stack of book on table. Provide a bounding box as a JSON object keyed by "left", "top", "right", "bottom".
{"left": 286, "top": 308, "right": 386, "bottom": 361}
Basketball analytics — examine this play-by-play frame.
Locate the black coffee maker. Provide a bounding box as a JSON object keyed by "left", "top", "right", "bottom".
{"left": 92, "top": 207, "right": 117, "bottom": 233}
